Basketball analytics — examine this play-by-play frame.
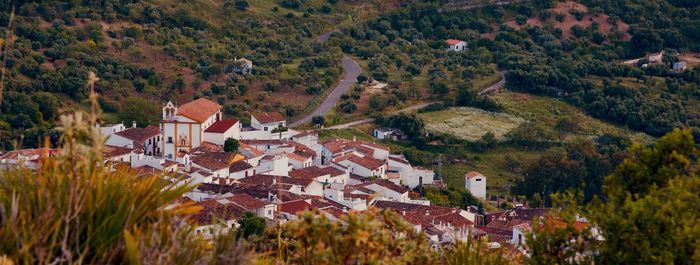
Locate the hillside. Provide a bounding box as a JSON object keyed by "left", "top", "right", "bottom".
{"left": 0, "top": 0, "right": 398, "bottom": 149}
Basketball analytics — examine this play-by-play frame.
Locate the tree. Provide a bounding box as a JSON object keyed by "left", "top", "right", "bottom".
{"left": 224, "top": 137, "right": 239, "bottom": 153}
{"left": 526, "top": 129, "right": 700, "bottom": 264}
{"left": 311, "top": 116, "right": 325, "bottom": 126}
{"left": 236, "top": 212, "right": 265, "bottom": 239}
{"left": 121, "top": 97, "right": 160, "bottom": 127}
{"left": 234, "top": 0, "right": 249, "bottom": 10}
{"left": 32, "top": 92, "right": 60, "bottom": 121}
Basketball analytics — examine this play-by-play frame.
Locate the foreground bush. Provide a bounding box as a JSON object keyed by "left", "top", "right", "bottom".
{"left": 258, "top": 209, "right": 512, "bottom": 265}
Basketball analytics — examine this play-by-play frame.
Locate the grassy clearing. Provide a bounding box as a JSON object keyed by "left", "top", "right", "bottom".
{"left": 419, "top": 107, "right": 524, "bottom": 141}
{"left": 492, "top": 91, "right": 652, "bottom": 143}
{"left": 441, "top": 146, "right": 564, "bottom": 195}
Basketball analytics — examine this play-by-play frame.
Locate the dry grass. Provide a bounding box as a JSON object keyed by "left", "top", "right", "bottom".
{"left": 419, "top": 107, "right": 525, "bottom": 141}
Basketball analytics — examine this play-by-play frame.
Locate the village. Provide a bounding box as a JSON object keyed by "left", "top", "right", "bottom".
{"left": 0, "top": 96, "right": 588, "bottom": 255}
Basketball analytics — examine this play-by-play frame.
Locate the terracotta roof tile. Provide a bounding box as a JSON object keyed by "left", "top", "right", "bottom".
{"left": 446, "top": 39, "right": 464, "bottom": 45}
{"left": 465, "top": 171, "right": 484, "bottom": 179}
{"left": 335, "top": 154, "right": 385, "bottom": 170}
{"left": 114, "top": 126, "right": 160, "bottom": 143}
{"left": 227, "top": 193, "right": 268, "bottom": 210}
{"left": 252, "top": 112, "right": 286, "bottom": 123}
{"left": 178, "top": 98, "right": 221, "bottom": 123}
{"left": 192, "top": 155, "right": 229, "bottom": 171}
{"left": 288, "top": 166, "right": 343, "bottom": 180}
{"left": 103, "top": 145, "right": 133, "bottom": 157}
{"left": 278, "top": 200, "right": 314, "bottom": 215}
{"left": 204, "top": 119, "right": 239, "bottom": 133}
{"left": 229, "top": 160, "right": 253, "bottom": 172}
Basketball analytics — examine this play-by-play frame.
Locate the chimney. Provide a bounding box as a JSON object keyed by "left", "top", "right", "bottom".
{"left": 402, "top": 210, "right": 406, "bottom": 216}
{"left": 132, "top": 120, "right": 137, "bottom": 128}
{"left": 352, "top": 136, "right": 356, "bottom": 142}
{"left": 343, "top": 207, "right": 348, "bottom": 213}
{"left": 425, "top": 210, "right": 430, "bottom": 216}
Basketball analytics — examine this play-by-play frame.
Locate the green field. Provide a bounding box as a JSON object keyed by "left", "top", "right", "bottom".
{"left": 492, "top": 91, "right": 652, "bottom": 143}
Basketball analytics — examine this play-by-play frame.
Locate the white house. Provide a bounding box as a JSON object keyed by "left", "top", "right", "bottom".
{"left": 332, "top": 154, "right": 386, "bottom": 178}
{"left": 351, "top": 179, "right": 410, "bottom": 203}
{"left": 323, "top": 182, "right": 367, "bottom": 211}
{"left": 373, "top": 127, "right": 406, "bottom": 140}
{"left": 104, "top": 123, "right": 161, "bottom": 156}
{"left": 161, "top": 98, "right": 223, "bottom": 160}
{"left": 226, "top": 193, "right": 275, "bottom": 220}
{"left": 410, "top": 166, "right": 435, "bottom": 188}
{"left": 446, "top": 39, "right": 467, "bottom": 52}
{"left": 286, "top": 152, "right": 313, "bottom": 169}
{"left": 98, "top": 123, "right": 126, "bottom": 136}
{"left": 228, "top": 160, "right": 255, "bottom": 180}
{"left": 465, "top": 171, "right": 486, "bottom": 199}
{"left": 251, "top": 112, "right": 286, "bottom": 132}
{"left": 188, "top": 199, "right": 243, "bottom": 238}
{"left": 289, "top": 166, "right": 349, "bottom": 185}
{"left": 256, "top": 154, "right": 289, "bottom": 176}
{"left": 203, "top": 119, "right": 241, "bottom": 145}
{"left": 191, "top": 155, "right": 230, "bottom": 183}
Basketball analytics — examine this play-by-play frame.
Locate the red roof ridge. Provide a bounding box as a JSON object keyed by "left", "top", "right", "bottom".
{"left": 204, "top": 119, "right": 239, "bottom": 133}
{"left": 178, "top": 98, "right": 221, "bottom": 123}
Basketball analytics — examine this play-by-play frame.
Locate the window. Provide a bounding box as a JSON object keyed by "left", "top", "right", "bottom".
{"left": 268, "top": 210, "right": 272, "bottom": 215}
{"left": 476, "top": 178, "right": 482, "bottom": 181}
{"left": 167, "top": 137, "right": 173, "bottom": 143}
{"left": 264, "top": 127, "right": 268, "bottom": 131}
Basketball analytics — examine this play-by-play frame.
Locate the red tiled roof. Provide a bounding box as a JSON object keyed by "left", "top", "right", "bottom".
{"left": 292, "top": 131, "right": 317, "bottom": 139}
{"left": 178, "top": 98, "right": 221, "bottom": 123}
{"left": 241, "top": 139, "right": 285, "bottom": 146}
{"left": 320, "top": 206, "right": 346, "bottom": 219}
{"left": 239, "top": 142, "right": 264, "bottom": 156}
{"left": 365, "top": 179, "right": 409, "bottom": 194}
{"left": 322, "top": 138, "right": 389, "bottom": 154}
{"left": 388, "top": 156, "right": 410, "bottom": 165}
{"left": 289, "top": 166, "right": 337, "bottom": 180}
{"left": 286, "top": 152, "right": 308, "bottom": 162}
{"left": 446, "top": 39, "right": 464, "bottom": 45}
{"left": 288, "top": 142, "right": 317, "bottom": 156}
{"left": 335, "top": 154, "right": 385, "bottom": 170}
{"left": 114, "top": 126, "right": 160, "bottom": 143}
{"left": 252, "top": 112, "right": 285, "bottom": 123}
{"left": 186, "top": 200, "right": 245, "bottom": 225}
{"left": 204, "top": 119, "right": 239, "bottom": 133}
{"left": 192, "top": 155, "right": 229, "bottom": 171}
{"left": 191, "top": 141, "right": 223, "bottom": 153}
{"left": 229, "top": 160, "right": 253, "bottom": 172}
{"left": 227, "top": 193, "right": 268, "bottom": 210}
{"left": 103, "top": 145, "right": 132, "bottom": 157}
{"left": 278, "top": 200, "right": 314, "bottom": 214}
{"left": 465, "top": 171, "right": 484, "bottom": 179}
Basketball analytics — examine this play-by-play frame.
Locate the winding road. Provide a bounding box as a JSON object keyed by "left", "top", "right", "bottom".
{"left": 290, "top": 29, "right": 506, "bottom": 128}
{"left": 477, "top": 71, "right": 506, "bottom": 96}
{"left": 290, "top": 30, "right": 361, "bottom": 128}
{"left": 325, "top": 72, "right": 507, "bottom": 130}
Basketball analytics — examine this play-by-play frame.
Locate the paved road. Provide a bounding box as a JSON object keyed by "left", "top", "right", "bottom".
{"left": 290, "top": 55, "right": 362, "bottom": 127}
{"left": 477, "top": 71, "right": 506, "bottom": 96}
{"left": 318, "top": 30, "right": 339, "bottom": 42}
{"left": 325, "top": 102, "right": 437, "bottom": 130}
